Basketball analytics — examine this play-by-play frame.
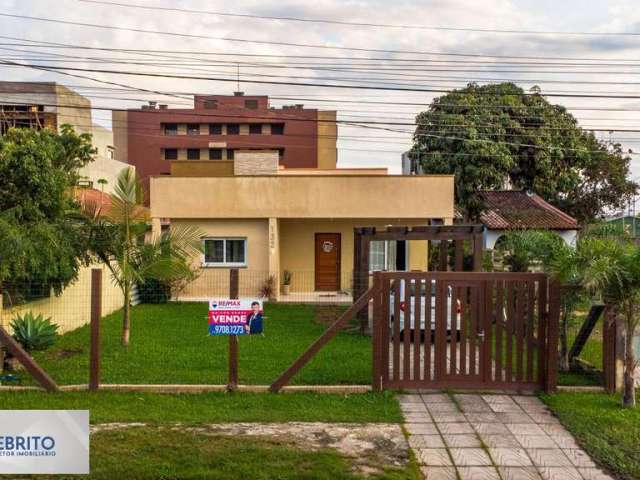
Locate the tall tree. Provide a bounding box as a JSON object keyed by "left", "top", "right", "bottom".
{"left": 411, "top": 83, "right": 637, "bottom": 222}
{"left": 0, "top": 125, "right": 94, "bottom": 298}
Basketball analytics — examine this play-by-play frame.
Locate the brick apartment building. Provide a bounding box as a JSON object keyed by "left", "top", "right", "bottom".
{"left": 113, "top": 92, "right": 338, "bottom": 193}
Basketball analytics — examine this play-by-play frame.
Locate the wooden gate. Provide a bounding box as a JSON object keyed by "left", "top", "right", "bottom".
{"left": 372, "top": 272, "right": 559, "bottom": 392}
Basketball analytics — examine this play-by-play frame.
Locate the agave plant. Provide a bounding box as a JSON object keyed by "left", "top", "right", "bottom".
{"left": 10, "top": 312, "right": 59, "bottom": 352}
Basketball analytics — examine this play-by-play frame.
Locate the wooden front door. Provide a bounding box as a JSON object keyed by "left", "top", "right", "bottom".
{"left": 315, "top": 233, "right": 341, "bottom": 291}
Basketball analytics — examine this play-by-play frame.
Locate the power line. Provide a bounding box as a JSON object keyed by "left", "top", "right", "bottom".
{"left": 78, "top": 0, "right": 640, "bottom": 38}
{"left": 3, "top": 13, "right": 640, "bottom": 62}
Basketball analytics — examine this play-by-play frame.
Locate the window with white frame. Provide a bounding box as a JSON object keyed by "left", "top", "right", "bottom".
{"left": 369, "top": 240, "right": 408, "bottom": 272}
{"left": 203, "top": 238, "right": 247, "bottom": 266}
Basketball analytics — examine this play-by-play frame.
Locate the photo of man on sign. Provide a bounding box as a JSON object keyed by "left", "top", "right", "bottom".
{"left": 245, "top": 301, "right": 264, "bottom": 334}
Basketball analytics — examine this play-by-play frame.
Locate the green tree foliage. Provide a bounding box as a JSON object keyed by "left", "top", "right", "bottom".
{"left": 411, "top": 83, "right": 637, "bottom": 223}
{"left": 84, "top": 168, "right": 202, "bottom": 346}
{"left": 0, "top": 126, "right": 95, "bottom": 298}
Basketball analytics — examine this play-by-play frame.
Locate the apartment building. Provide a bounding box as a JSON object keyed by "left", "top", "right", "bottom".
{"left": 113, "top": 92, "right": 338, "bottom": 193}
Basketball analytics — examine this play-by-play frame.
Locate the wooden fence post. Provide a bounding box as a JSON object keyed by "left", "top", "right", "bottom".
{"left": 89, "top": 268, "right": 103, "bottom": 391}
{"left": 545, "top": 280, "right": 560, "bottom": 392}
{"left": 228, "top": 269, "right": 239, "bottom": 392}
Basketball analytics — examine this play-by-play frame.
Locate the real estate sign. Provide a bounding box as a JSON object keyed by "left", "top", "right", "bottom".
{"left": 208, "top": 299, "right": 263, "bottom": 335}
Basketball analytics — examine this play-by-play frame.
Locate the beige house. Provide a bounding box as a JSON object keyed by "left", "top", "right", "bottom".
{"left": 151, "top": 150, "right": 455, "bottom": 301}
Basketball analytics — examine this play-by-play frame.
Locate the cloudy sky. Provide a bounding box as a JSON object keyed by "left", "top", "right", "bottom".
{"left": 2, "top": 0, "right": 640, "bottom": 211}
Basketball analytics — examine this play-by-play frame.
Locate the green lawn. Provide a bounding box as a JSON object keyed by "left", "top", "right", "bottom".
{"left": 25, "top": 302, "right": 370, "bottom": 386}
{"left": 0, "top": 391, "right": 402, "bottom": 424}
{"left": 540, "top": 391, "right": 640, "bottom": 480}
{"left": 2, "top": 426, "right": 420, "bottom": 480}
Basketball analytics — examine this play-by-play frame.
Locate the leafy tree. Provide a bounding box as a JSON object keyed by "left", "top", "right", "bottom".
{"left": 84, "top": 168, "right": 202, "bottom": 346}
{"left": 579, "top": 230, "right": 640, "bottom": 408}
{"left": 0, "top": 125, "right": 94, "bottom": 299}
{"left": 495, "top": 230, "right": 583, "bottom": 371}
{"left": 411, "top": 83, "right": 637, "bottom": 223}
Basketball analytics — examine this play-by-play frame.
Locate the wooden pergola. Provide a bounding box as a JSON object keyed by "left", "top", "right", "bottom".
{"left": 352, "top": 224, "right": 485, "bottom": 304}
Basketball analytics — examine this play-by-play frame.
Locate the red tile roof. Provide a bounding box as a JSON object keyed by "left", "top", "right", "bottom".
{"left": 74, "top": 188, "right": 113, "bottom": 217}
{"left": 478, "top": 190, "right": 578, "bottom": 230}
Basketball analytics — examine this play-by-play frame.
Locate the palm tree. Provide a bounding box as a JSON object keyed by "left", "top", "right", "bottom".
{"left": 84, "top": 168, "right": 202, "bottom": 346}
{"left": 579, "top": 234, "right": 639, "bottom": 408}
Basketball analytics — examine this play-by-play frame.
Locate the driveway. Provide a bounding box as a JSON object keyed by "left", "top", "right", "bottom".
{"left": 400, "top": 393, "right": 613, "bottom": 480}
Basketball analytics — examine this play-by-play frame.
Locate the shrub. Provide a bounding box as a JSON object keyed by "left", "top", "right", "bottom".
{"left": 10, "top": 312, "right": 58, "bottom": 352}
{"left": 259, "top": 276, "right": 276, "bottom": 300}
{"left": 137, "top": 279, "right": 171, "bottom": 304}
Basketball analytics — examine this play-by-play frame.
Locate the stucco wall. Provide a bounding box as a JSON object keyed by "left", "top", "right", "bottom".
{"left": 151, "top": 175, "right": 455, "bottom": 220}
{"left": 171, "top": 219, "right": 270, "bottom": 299}
{"left": 279, "top": 219, "right": 430, "bottom": 292}
{"left": 0, "top": 264, "right": 124, "bottom": 334}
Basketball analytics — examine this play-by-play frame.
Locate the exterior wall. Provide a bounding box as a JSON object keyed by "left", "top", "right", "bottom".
{"left": 234, "top": 150, "right": 279, "bottom": 175}
{"left": 78, "top": 123, "right": 132, "bottom": 193}
{"left": 279, "top": 219, "right": 430, "bottom": 293}
{"left": 317, "top": 111, "right": 337, "bottom": 169}
{"left": 0, "top": 264, "right": 124, "bottom": 334}
{"left": 151, "top": 175, "right": 455, "bottom": 220}
{"left": 112, "top": 110, "right": 129, "bottom": 163}
{"left": 278, "top": 168, "right": 388, "bottom": 175}
{"left": 171, "top": 219, "right": 270, "bottom": 299}
{"left": 171, "top": 160, "right": 234, "bottom": 177}
{"left": 54, "top": 85, "right": 92, "bottom": 135}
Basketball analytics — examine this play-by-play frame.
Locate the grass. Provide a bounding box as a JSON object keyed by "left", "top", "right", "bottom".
{"left": 540, "top": 391, "right": 640, "bottom": 480}
{"left": 25, "top": 303, "right": 370, "bottom": 386}
{"left": 2, "top": 426, "right": 420, "bottom": 480}
{"left": 0, "top": 391, "right": 402, "bottom": 424}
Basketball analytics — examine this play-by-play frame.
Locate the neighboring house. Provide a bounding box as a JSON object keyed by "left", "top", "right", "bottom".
{"left": 606, "top": 215, "right": 640, "bottom": 238}
{"left": 474, "top": 190, "right": 579, "bottom": 249}
{"left": 0, "top": 82, "right": 129, "bottom": 332}
{"left": 113, "top": 92, "right": 338, "bottom": 197}
{"left": 150, "top": 150, "right": 454, "bottom": 300}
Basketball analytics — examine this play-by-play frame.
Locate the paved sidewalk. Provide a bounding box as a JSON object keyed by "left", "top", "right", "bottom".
{"left": 400, "top": 393, "right": 613, "bottom": 480}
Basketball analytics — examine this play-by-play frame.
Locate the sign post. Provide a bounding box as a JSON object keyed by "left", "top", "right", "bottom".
{"left": 207, "top": 270, "right": 264, "bottom": 391}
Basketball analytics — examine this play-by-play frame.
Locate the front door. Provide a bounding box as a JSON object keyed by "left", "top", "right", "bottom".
{"left": 315, "top": 233, "right": 341, "bottom": 291}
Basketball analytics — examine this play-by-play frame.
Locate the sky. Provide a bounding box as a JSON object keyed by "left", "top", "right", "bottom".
{"left": 2, "top": 0, "right": 640, "bottom": 212}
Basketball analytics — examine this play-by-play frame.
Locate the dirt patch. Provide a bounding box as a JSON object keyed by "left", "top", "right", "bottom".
{"left": 91, "top": 422, "right": 408, "bottom": 476}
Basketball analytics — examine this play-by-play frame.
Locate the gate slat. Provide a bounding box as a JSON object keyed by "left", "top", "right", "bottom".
{"left": 527, "top": 280, "right": 535, "bottom": 383}
{"left": 403, "top": 279, "right": 411, "bottom": 382}
{"left": 459, "top": 284, "right": 467, "bottom": 376}
{"left": 516, "top": 281, "right": 525, "bottom": 384}
{"left": 483, "top": 279, "right": 493, "bottom": 384}
{"left": 469, "top": 285, "right": 478, "bottom": 376}
{"left": 435, "top": 280, "right": 447, "bottom": 381}
{"left": 424, "top": 280, "right": 432, "bottom": 382}
{"left": 413, "top": 278, "right": 422, "bottom": 382}
{"left": 505, "top": 281, "right": 514, "bottom": 383}
{"left": 495, "top": 280, "right": 504, "bottom": 382}
{"left": 393, "top": 279, "right": 401, "bottom": 382}
{"left": 382, "top": 277, "right": 391, "bottom": 386}
{"left": 450, "top": 283, "right": 457, "bottom": 376}
{"left": 537, "top": 276, "right": 548, "bottom": 388}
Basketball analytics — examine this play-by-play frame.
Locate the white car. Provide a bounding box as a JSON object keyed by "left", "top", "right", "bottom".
{"left": 389, "top": 279, "right": 461, "bottom": 341}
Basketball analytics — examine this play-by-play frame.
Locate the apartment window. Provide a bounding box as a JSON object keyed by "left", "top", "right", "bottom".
{"left": 187, "top": 123, "right": 200, "bottom": 135}
{"left": 106, "top": 146, "right": 115, "bottom": 160}
{"left": 164, "top": 123, "right": 178, "bottom": 135}
{"left": 226, "top": 123, "right": 240, "bottom": 135}
{"left": 244, "top": 99, "right": 258, "bottom": 110}
{"left": 227, "top": 149, "right": 235, "bottom": 160}
{"left": 209, "top": 148, "right": 223, "bottom": 160}
{"left": 249, "top": 123, "right": 262, "bottom": 135}
{"left": 203, "top": 238, "right": 247, "bottom": 267}
{"left": 203, "top": 99, "right": 218, "bottom": 109}
{"left": 164, "top": 148, "right": 178, "bottom": 160}
{"left": 209, "top": 124, "right": 222, "bottom": 135}
{"left": 271, "top": 123, "right": 284, "bottom": 135}
{"left": 187, "top": 148, "right": 200, "bottom": 160}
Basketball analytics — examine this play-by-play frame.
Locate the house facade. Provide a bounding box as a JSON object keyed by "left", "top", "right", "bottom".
{"left": 150, "top": 163, "right": 454, "bottom": 300}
